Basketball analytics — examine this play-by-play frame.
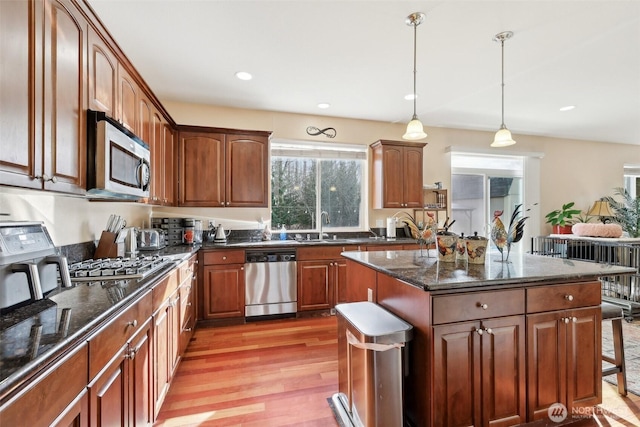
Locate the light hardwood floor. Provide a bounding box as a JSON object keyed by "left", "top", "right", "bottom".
{"left": 155, "top": 316, "right": 639, "bottom": 427}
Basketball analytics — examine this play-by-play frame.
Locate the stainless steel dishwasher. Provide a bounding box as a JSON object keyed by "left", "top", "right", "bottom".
{"left": 244, "top": 249, "right": 297, "bottom": 318}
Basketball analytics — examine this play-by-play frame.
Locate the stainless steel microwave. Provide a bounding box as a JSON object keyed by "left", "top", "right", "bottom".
{"left": 86, "top": 110, "right": 151, "bottom": 200}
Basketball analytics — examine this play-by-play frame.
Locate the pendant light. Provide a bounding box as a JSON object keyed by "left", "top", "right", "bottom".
{"left": 491, "top": 31, "right": 516, "bottom": 147}
{"left": 402, "top": 12, "right": 427, "bottom": 141}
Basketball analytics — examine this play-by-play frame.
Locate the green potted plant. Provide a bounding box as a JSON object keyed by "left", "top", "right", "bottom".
{"left": 605, "top": 187, "right": 640, "bottom": 237}
{"left": 545, "top": 202, "right": 582, "bottom": 234}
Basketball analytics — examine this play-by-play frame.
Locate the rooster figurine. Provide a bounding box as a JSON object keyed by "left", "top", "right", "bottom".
{"left": 491, "top": 204, "right": 529, "bottom": 262}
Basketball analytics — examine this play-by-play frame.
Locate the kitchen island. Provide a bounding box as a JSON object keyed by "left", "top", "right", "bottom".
{"left": 342, "top": 249, "right": 636, "bottom": 427}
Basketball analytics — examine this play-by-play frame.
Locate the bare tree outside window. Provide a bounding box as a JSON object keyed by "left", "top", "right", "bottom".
{"left": 272, "top": 157, "right": 363, "bottom": 231}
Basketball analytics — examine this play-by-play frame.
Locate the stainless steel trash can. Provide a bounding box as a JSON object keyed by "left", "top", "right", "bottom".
{"left": 332, "top": 302, "right": 413, "bottom": 427}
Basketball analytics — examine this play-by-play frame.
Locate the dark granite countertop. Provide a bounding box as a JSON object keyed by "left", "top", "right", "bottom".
{"left": 200, "top": 237, "right": 417, "bottom": 249}
{"left": 0, "top": 245, "right": 199, "bottom": 402}
{"left": 342, "top": 249, "right": 637, "bottom": 292}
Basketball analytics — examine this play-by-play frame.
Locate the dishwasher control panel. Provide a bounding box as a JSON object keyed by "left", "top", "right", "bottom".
{"left": 245, "top": 249, "right": 296, "bottom": 263}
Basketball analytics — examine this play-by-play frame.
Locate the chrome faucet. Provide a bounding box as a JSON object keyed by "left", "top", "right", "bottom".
{"left": 319, "top": 211, "right": 330, "bottom": 240}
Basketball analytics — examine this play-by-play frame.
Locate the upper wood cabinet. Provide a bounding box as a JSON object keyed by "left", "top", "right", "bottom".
{"left": 177, "top": 127, "right": 271, "bottom": 207}
{"left": 88, "top": 27, "right": 117, "bottom": 118}
{"left": 117, "top": 63, "right": 138, "bottom": 133}
{"left": 0, "top": 0, "right": 87, "bottom": 194}
{"left": 371, "top": 140, "right": 426, "bottom": 209}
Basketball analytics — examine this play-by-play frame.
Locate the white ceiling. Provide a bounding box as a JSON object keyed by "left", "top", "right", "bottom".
{"left": 86, "top": 0, "right": 640, "bottom": 145}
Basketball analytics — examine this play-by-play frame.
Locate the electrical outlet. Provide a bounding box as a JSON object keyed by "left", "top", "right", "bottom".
{"left": 367, "top": 288, "right": 373, "bottom": 302}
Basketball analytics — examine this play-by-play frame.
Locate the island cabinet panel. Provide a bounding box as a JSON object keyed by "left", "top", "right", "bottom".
{"left": 526, "top": 306, "right": 601, "bottom": 421}
{"left": 0, "top": 343, "right": 89, "bottom": 427}
{"left": 433, "top": 316, "right": 526, "bottom": 427}
{"left": 345, "top": 259, "right": 377, "bottom": 303}
{"left": 432, "top": 289, "right": 524, "bottom": 324}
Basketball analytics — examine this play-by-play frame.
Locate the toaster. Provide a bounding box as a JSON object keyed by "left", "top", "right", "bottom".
{"left": 137, "top": 229, "right": 166, "bottom": 250}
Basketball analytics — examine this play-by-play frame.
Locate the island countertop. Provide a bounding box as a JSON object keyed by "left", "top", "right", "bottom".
{"left": 341, "top": 249, "right": 637, "bottom": 292}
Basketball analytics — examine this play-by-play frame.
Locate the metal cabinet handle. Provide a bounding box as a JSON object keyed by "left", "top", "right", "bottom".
{"left": 485, "top": 327, "right": 493, "bottom": 335}
{"left": 480, "top": 303, "right": 488, "bottom": 310}
{"left": 127, "top": 319, "right": 138, "bottom": 328}
{"left": 565, "top": 294, "right": 574, "bottom": 301}
{"left": 222, "top": 256, "right": 227, "bottom": 260}
{"left": 186, "top": 302, "right": 192, "bottom": 307}
{"left": 572, "top": 317, "right": 578, "bottom": 323}
{"left": 563, "top": 317, "right": 570, "bottom": 324}
{"left": 184, "top": 327, "right": 192, "bottom": 332}
{"left": 476, "top": 328, "right": 483, "bottom": 335}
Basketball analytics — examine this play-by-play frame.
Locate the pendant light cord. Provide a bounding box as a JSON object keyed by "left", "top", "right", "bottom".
{"left": 411, "top": 21, "right": 418, "bottom": 120}
{"left": 500, "top": 38, "right": 505, "bottom": 127}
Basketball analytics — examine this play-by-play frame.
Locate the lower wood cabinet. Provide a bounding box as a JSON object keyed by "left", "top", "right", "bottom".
{"left": 201, "top": 250, "right": 245, "bottom": 319}
{"left": 433, "top": 315, "right": 526, "bottom": 427}
{"left": 88, "top": 292, "right": 153, "bottom": 427}
{"left": 0, "top": 343, "right": 89, "bottom": 427}
{"left": 526, "top": 306, "right": 601, "bottom": 420}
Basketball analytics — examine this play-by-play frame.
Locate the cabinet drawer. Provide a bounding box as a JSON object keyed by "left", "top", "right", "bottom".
{"left": 152, "top": 268, "right": 180, "bottom": 310}
{"left": 203, "top": 249, "right": 245, "bottom": 265}
{"left": 526, "top": 281, "right": 601, "bottom": 313}
{"left": 178, "top": 255, "right": 198, "bottom": 283}
{"left": 432, "top": 289, "right": 525, "bottom": 324}
{"left": 88, "top": 291, "right": 152, "bottom": 379}
{"left": 297, "top": 245, "right": 360, "bottom": 261}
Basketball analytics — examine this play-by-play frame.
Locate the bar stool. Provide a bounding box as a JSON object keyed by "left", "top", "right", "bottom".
{"left": 601, "top": 302, "right": 627, "bottom": 396}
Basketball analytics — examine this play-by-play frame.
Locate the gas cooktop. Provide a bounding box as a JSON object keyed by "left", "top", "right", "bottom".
{"left": 68, "top": 255, "right": 173, "bottom": 282}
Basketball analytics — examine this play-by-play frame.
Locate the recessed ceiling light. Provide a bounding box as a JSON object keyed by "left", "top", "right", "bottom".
{"left": 404, "top": 93, "right": 417, "bottom": 101}
{"left": 317, "top": 103, "right": 331, "bottom": 109}
{"left": 559, "top": 105, "right": 575, "bottom": 111}
{"left": 235, "top": 71, "right": 252, "bottom": 81}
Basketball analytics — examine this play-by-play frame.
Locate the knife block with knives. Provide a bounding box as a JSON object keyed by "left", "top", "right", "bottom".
{"left": 95, "top": 215, "right": 127, "bottom": 258}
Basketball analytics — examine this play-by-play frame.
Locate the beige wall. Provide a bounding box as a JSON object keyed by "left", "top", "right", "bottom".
{"left": 1, "top": 100, "right": 638, "bottom": 245}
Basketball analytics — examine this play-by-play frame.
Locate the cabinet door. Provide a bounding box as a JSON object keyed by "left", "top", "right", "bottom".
{"left": 149, "top": 112, "right": 164, "bottom": 204}
{"left": 163, "top": 124, "right": 175, "bottom": 205}
{"left": 130, "top": 319, "right": 153, "bottom": 427}
{"left": 226, "top": 134, "right": 268, "bottom": 207}
{"left": 153, "top": 296, "right": 174, "bottom": 417}
{"left": 334, "top": 259, "right": 348, "bottom": 305}
{"left": 117, "top": 63, "right": 138, "bottom": 133}
{"left": 380, "top": 145, "right": 404, "bottom": 209}
{"left": 298, "top": 260, "right": 333, "bottom": 311}
{"left": 202, "top": 264, "right": 245, "bottom": 318}
{"left": 481, "top": 316, "right": 526, "bottom": 427}
{"left": 137, "top": 93, "right": 153, "bottom": 145}
{"left": 0, "top": 0, "right": 41, "bottom": 189}
{"left": 179, "top": 280, "right": 196, "bottom": 354}
{"left": 178, "top": 132, "right": 225, "bottom": 206}
{"left": 566, "top": 306, "right": 601, "bottom": 410}
{"left": 526, "top": 311, "right": 566, "bottom": 421}
{"left": 42, "top": 0, "right": 87, "bottom": 194}
{"left": 51, "top": 389, "right": 89, "bottom": 427}
{"left": 402, "top": 145, "right": 424, "bottom": 207}
{"left": 88, "top": 27, "right": 117, "bottom": 117}
{"left": 88, "top": 344, "right": 128, "bottom": 427}
{"left": 433, "top": 321, "right": 482, "bottom": 427}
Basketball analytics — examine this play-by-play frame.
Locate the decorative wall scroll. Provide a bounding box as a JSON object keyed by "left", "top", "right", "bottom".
{"left": 306, "top": 126, "right": 337, "bottom": 138}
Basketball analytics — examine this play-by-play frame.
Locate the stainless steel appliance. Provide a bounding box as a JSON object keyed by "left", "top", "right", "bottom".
{"left": 137, "top": 229, "right": 166, "bottom": 250}
{"left": 0, "top": 222, "right": 72, "bottom": 314}
{"left": 244, "top": 249, "right": 297, "bottom": 317}
{"left": 86, "top": 109, "right": 151, "bottom": 200}
{"left": 67, "top": 254, "right": 173, "bottom": 282}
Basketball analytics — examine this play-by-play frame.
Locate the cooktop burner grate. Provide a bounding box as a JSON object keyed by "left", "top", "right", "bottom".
{"left": 68, "top": 255, "right": 173, "bottom": 282}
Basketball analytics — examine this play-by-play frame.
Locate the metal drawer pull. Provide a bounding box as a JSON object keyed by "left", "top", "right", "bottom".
{"left": 565, "top": 294, "right": 574, "bottom": 301}
{"left": 480, "top": 303, "right": 488, "bottom": 310}
{"left": 572, "top": 317, "right": 578, "bottom": 323}
{"left": 127, "top": 319, "right": 138, "bottom": 328}
{"left": 476, "top": 328, "right": 483, "bottom": 335}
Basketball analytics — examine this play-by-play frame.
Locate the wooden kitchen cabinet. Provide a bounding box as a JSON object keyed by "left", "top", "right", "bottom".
{"left": 0, "top": 343, "right": 89, "bottom": 427}
{"left": 297, "top": 245, "right": 360, "bottom": 310}
{"left": 433, "top": 315, "right": 526, "bottom": 427}
{"left": 148, "top": 112, "right": 174, "bottom": 205}
{"left": 88, "top": 291, "right": 153, "bottom": 427}
{"left": 163, "top": 123, "right": 176, "bottom": 205}
{"left": 177, "top": 127, "right": 270, "bottom": 207}
{"left": 201, "top": 250, "right": 246, "bottom": 319}
{"left": 117, "top": 62, "right": 138, "bottom": 133}
{"left": 371, "top": 140, "right": 426, "bottom": 209}
{"left": 88, "top": 26, "right": 117, "bottom": 118}
{"left": 0, "top": 0, "right": 87, "bottom": 194}
{"left": 526, "top": 282, "right": 602, "bottom": 420}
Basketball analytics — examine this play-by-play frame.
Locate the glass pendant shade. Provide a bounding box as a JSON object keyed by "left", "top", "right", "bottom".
{"left": 403, "top": 117, "right": 428, "bottom": 140}
{"left": 491, "top": 125, "right": 516, "bottom": 147}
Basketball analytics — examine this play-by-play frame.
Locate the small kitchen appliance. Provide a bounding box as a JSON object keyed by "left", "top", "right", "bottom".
{"left": 0, "top": 221, "right": 72, "bottom": 314}
{"left": 137, "top": 229, "right": 166, "bottom": 250}
{"left": 213, "top": 225, "right": 231, "bottom": 243}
